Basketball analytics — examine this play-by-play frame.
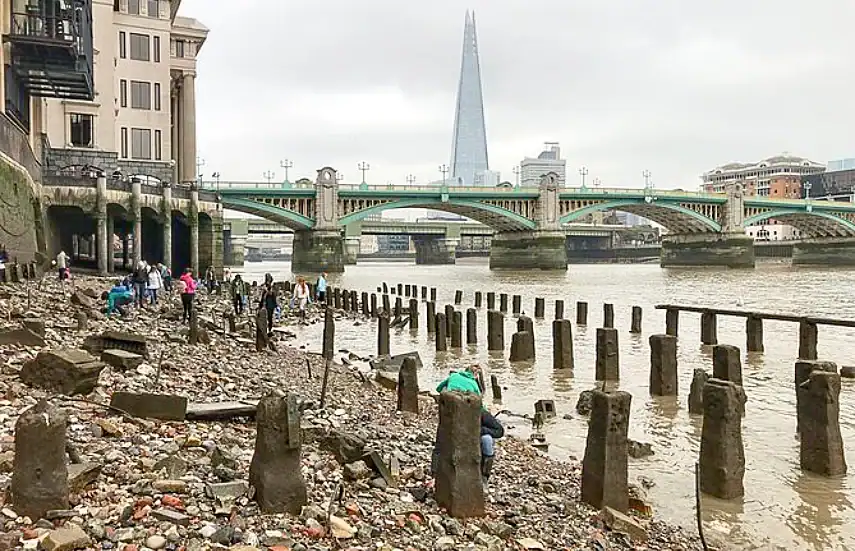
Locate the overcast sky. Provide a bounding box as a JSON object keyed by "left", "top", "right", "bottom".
{"left": 179, "top": 0, "right": 855, "bottom": 191}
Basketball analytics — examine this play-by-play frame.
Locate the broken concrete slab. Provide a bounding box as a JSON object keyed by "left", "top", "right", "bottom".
{"left": 67, "top": 462, "right": 102, "bottom": 493}
{"left": 109, "top": 392, "right": 188, "bottom": 421}
{"left": 21, "top": 318, "right": 45, "bottom": 337}
{"left": 20, "top": 349, "right": 104, "bottom": 395}
{"left": 370, "top": 351, "right": 422, "bottom": 373}
{"left": 185, "top": 400, "right": 259, "bottom": 421}
{"left": 601, "top": 506, "right": 648, "bottom": 543}
{"left": 41, "top": 524, "right": 91, "bottom": 551}
{"left": 82, "top": 330, "right": 148, "bottom": 358}
{"left": 70, "top": 291, "right": 96, "bottom": 309}
{"left": 151, "top": 507, "right": 190, "bottom": 526}
{"left": 100, "top": 349, "right": 144, "bottom": 371}
{"left": 362, "top": 450, "right": 395, "bottom": 488}
{"left": 0, "top": 326, "right": 45, "bottom": 347}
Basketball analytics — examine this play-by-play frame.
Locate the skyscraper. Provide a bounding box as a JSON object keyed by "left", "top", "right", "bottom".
{"left": 450, "top": 11, "right": 489, "bottom": 187}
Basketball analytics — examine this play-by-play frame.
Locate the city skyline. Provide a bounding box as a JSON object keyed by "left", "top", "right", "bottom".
{"left": 182, "top": 1, "right": 855, "bottom": 188}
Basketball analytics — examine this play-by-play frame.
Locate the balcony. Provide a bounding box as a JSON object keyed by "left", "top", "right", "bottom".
{"left": 4, "top": 0, "right": 94, "bottom": 100}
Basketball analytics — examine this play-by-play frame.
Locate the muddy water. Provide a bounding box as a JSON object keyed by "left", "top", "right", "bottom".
{"left": 240, "top": 259, "right": 855, "bottom": 551}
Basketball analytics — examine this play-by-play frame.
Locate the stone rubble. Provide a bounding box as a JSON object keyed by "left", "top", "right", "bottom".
{"left": 0, "top": 276, "right": 704, "bottom": 551}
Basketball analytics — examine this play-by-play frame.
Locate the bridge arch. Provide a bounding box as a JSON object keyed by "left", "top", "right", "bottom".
{"left": 221, "top": 197, "right": 314, "bottom": 230}
{"left": 743, "top": 210, "right": 855, "bottom": 238}
{"left": 339, "top": 198, "right": 537, "bottom": 231}
{"left": 559, "top": 199, "right": 722, "bottom": 233}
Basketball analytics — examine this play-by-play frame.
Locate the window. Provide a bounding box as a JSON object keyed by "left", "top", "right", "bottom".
{"left": 130, "top": 80, "right": 151, "bottom": 110}
{"left": 131, "top": 128, "right": 151, "bottom": 159}
{"left": 128, "top": 0, "right": 140, "bottom": 14}
{"left": 154, "top": 130, "right": 162, "bottom": 160}
{"left": 153, "top": 36, "right": 160, "bottom": 62}
{"left": 147, "top": 0, "right": 158, "bottom": 17}
{"left": 120, "top": 127, "right": 128, "bottom": 158}
{"left": 69, "top": 114, "right": 93, "bottom": 148}
{"left": 153, "top": 83, "right": 161, "bottom": 111}
{"left": 174, "top": 39, "right": 184, "bottom": 58}
{"left": 129, "top": 33, "right": 150, "bottom": 61}
{"left": 119, "top": 79, "right": 127, "bottom": 107}
{"left": 119, "top": 31, "right": 126, "bottom": 58}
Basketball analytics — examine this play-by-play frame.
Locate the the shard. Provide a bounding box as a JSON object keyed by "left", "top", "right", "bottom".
{"left": 449, "top": 10, "right": 489, "bottom": 187}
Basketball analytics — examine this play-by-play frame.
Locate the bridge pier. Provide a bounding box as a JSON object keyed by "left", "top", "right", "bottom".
{"left": 292, "top": 230, "right": 344, "bottom": 273}
{"left": 489, "top": 231, "right": 567, "bottom": 270}
{"left": 343, "top": 237, "right": 360, "bottom": 265}
{"left": 414, "top": 237, "right": 457, "bottom": 265}
{"left": 661, "top": 233, "right": 755, "bottom": 268}
{"left": 792, "top": 238, "right": 855, "bottom": 266}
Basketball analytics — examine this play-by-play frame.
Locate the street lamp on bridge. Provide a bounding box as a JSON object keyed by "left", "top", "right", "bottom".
{"left": 196, "top": 157, "right": 205, "bottom": 186}
{"left": 593, "top": 177, "right": 601, "bottom": 190}
{"left": 406, "top": 174, "right": 416, "bottom": 186}
{"left": 280, "top": 159, "right": 293, "bottom": 184}
{"left": 263, "top": 171, "right": 275, "bottom": 186}
{"left": 358, "top": 161, "right": 370, "bottom": 184}
{"left": 439, "top": 164, "right": 449, "bottom": 185}
{"left": 212, "top": 172, "right": 221, "bottom": 191}
{"left": 579, "top": 166, "right": 588, "bottom": 189}
{"left": 643, "top": 169, "right": 652, "bottom": 189}
{"left": 513, "top": 165, "right": 521, "bottom": 188}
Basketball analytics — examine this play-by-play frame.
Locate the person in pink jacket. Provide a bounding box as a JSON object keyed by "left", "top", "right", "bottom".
{"left": 179, "top": 268, "right": 197, "bottom": 323}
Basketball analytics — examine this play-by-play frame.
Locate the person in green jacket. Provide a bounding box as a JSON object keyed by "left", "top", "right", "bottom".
{"left": 435, "top": 365, "right": 482, "bottom": 395}
{"left": 231, "top": 274, "right": 247, "bottom": 316}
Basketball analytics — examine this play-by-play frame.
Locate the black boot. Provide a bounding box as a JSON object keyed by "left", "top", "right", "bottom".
{"left": 481, "top": 455, "right": 494, "bottom": 488}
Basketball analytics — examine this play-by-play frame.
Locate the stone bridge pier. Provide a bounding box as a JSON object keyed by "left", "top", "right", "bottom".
{"left": 291, "top": 167, "right": 345, "bottom": 274}
{"left": 414, "top": 236, "right": 458, "bottom": 265}
{"left": 490, "top": 173, "right": 567, "bottom": 270}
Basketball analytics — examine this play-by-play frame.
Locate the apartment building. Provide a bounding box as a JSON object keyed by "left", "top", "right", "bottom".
{"left": 38, "top": 0, "right": 207, "bottom": 183}
{"left": 701, "top": 154, "right": 824, "bottom": 197}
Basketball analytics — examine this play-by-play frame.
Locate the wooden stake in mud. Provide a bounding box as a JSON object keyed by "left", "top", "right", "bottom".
{"left": 319, "top": 308, "right": 335, "bottom": 409}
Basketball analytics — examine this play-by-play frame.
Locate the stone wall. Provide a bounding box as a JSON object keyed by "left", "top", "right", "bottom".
{"left": 0, "top": 115, "right": 44, "bottom": 264}
{"left": 45, "top": 147, "right": 173, "bottom": 183}
{"left": 661, "top": 233, "right": 755, "bottom": 268}
{"left": 489, "top": 231, "right": 567, "bottom": 270}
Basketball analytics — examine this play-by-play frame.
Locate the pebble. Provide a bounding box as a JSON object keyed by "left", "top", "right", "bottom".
{"left": 145, "top": 535, "right": 167, "bottom": 550}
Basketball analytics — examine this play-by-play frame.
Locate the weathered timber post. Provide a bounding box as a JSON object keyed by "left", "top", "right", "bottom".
{"left": 397, "top": 283, "right": 403, "bottom": 295}
{"left": 474, "top": 291, "right": 482, "bottom": 308}
{"left": 444, "top": 304, "right": 454, "bottom": 336}
{"left": 370, "top": 293, "right": 378, "bottom": 317}
{"left": 517, "top": 315, "right": 534, "bottom": 338}
{"left": 333, "top": 288, "right": 342, "bottom": 309}
{"left": 603, "top": 303, "right": 614, "bottom": 329}
{"left": 512, "top": 295, "right": 521, "bottom": 316}
{"left": 576, "top": 301, "right": 588, "bottom": 325}
{"left": 799, "top": 319, "right": 818, "bottom": 360}
{"left": 509, "top": 331, "right": 535, "bottom": 362}
{"left": 382, "top": 282, "right": 388, "bottom": 294}
{"left": 490, "top": 374, "right": 502, "bottom": 401}
{"left": 341, "top": 290, "right": 350, "bottom": 311}
{"left": 319, "top": 308, "right": 335, "bottom": 408}
{"left": 351, "top": 291, "right": 358, "bottom": 312}
{"left": 397, "top": 356, "right": 419, "bottom": 414}
{"left": 534, "top": 297, "right": 545, "bottom": 319}
{"left": 451, "top": 310, "right": 463, "bottom": 348}
{"left": 630, "top": 306, "right": 642, "bottom": 334}
{"left": 421, "top": 286, "right": 428, "bottom": 301}
{"left": 581, "top": 390, "right": 631, "bottom": 512}
{"left": 713, "top": 344, "right": 746, "bottom": 414}
{"left": 746, "top": 314, "right": 763, "bottom": 353}
{"left": 466, "top": 308, "right": 477, "bottom": 345}
{"left": 394, "top": 297, "right": 402, "bottom": 319}
{"left": 487, "top": 310, "right": 505, "bottom": 351}
{"left": 500, "top": 293, "right": 508, "bottom": 313}
{"left": 455, "top": 290, "right": 463, "bottom": 305}
{"left": 486, "top": 292, "right": 496, "bottom": 310}
{"left": 595, "top": 328, "right": 619, "bottom": 381}
{"left": 795, "top": 360, "right": 837, "bottom": 434}
{"left": 360, "top": 292, "right": 369, "bottom": 316}
{"left": 255, "top": 309, "right": 269, "bottom": 352}
{"left": 249, "top": 393, "right": 307, "bottom": 514}
{"left": 665, "top": 308, "right": 679, "bottom": 337}
{"left": 11, "top": 400, "right": 69, "bottom": 520}
{"left": 435, "top": 313, "right": 448, "bottom": 352}
{"left": 555, "top": 299, "right": 564, "bottom": 320}
{"left": 382, "top": 294, "right": 391, "bottom": 315}
{"left": 688, "top": 369, "right": 709, "bottom": 414}
{"left": 430, "top": 288, "right": 437, "bottom": 302}
{"left": 378, "top": 313, "right": 390, "bottom": 357}
{"left": 435, "top": 391, "right": 485, "bottom": 517}
{"left": 649, "top": 334, "right": 678, "bottom": 396}
{"left": 799, "top": 370, "right": 847, "bottom": 477}
{"left": 553, "top": 319, "right": 574, "bottom": 370}
{"left": 427, "top": 302, "right": 436, "bottom": 333}
{"left": 409, "top": 299, "right": 419, "bottom": 330}
{"left": 699, "top": 379, "right": 745, "bottom": 499}
{"left": 700, "top": 311, "right": 718, "bottom": 345}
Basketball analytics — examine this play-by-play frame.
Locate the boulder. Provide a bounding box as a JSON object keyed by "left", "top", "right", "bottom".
{"left": 320, "top": 429, "right": 367, "bottom": 464}
{"left": 70, "top": 291, "right": 96, "bottom": 309}
{"left": 20, "top": 350, "right": 104, "bottom": 395}
{"left": 100, "top": 349, "right": 144, "bottom": 371}
{"left": 0, "top": 326, "right": 45, "bottom": 347}
{"left": 841, "top": 366, "right": 855, "bottom": 379}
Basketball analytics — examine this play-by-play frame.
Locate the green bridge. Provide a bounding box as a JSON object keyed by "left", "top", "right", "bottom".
{"left": 202, "top": 167, "right": 855, "bottom": 272}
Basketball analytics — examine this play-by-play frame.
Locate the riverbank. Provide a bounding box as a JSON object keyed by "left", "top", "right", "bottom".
{"left": 0, "top": 275, "right": 706, "bottom": 550}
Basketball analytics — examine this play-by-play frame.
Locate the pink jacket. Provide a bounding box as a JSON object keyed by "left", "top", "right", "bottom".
{"left": 179, "top": 273, "right": 196, "bottom": 294}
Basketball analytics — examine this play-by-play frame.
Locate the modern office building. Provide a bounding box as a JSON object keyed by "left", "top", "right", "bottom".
{"left": 519, "top": 142, "right": 566, "bottom": 186}
{"left": 38, "top": 0, "right": 208, "bottom": 185}
{"left": 801, "top": 159, "right": 855, "bottom": 201}
{"left": 701, "top": 154, "right": 825, "bottom": 197}
{"left": 449, "top": 10, "right": 489, "bottom": 187}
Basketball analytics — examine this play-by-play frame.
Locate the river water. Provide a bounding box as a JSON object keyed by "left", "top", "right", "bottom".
{"left": 237, "top": 259, "right": 855, "bottom": 551}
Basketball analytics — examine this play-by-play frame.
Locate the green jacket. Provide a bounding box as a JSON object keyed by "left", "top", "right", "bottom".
{"left": 436, "top": 370, "right": 482, "bottom": 395}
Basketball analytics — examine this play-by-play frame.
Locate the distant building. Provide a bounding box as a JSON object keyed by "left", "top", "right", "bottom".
{"left": 473, "top": 169, "right": 500, "bottom": 187}
{"left": 701, "top": 154, "right": 825, "bottom": 197}
{"left": 801, "top": 159, "right": 855, "bottom": 201}
{"left": 520, "top": 143, "right": 566, "bottom": 186}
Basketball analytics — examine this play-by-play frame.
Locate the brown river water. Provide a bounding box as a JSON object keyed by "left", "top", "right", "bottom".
{"left": 238, "top": 259, "right": 855, "bottom": 551}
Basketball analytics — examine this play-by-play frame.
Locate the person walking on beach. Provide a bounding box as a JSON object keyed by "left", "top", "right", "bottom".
{"left": 179, "top": 268, "right": 197, "bottom": 323}
{"left": 56, "top": 250, "right": 69, "bottom": 281}
{"left": 294, "top": 276, "right": 311, "bottom": 322}
{"left": 231, "top": 274, "right": 247, "bottom": 316}
{"left": 158, "top": 263, "right": 172, "bottom": 293}
{"left": 147, "top": 263, "right": 162, "bottom": 305}
{"left": 259, "top": 273, "right": 278, "bottom": 334}
{"left": 133, "top": 261, "right": 148, "bottom": 308}
{"left": 315, "top": 272, "right": 328, "bottom": 303}
{"left": 205, "top": 266, "right": 216, "bottom": 294}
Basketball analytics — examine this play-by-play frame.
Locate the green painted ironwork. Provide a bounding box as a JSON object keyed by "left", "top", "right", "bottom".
{"left": 221, "top": 197, "right": 315, "bottom": 230}
{"left": 559, "top": 198, "right": 722, "bottom": 232}
{"left": 338, "top": 197, "right": 537, "bottom": 229}
{"left": 743, "top": 209, "right": 855, "bottom": 232}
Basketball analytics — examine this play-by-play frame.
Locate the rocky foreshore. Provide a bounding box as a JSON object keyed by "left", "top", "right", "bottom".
{"left": 0, "top": 275, "right": 704, "bottom": 551}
